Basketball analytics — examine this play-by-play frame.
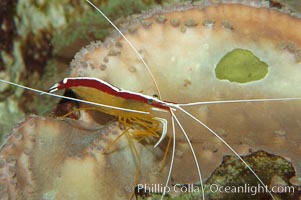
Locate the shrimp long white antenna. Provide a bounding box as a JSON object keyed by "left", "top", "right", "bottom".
{"left": 177, "top": 106, "right": 276, "bottom": 200}
{"left": 172, "top": 108, "right": 205, "bottom": 200}
{"left": 161, "top": 112, "right": 176, "bottom": 200}
{"left": 85, "top": 0, "right": 162, "bottom": 99}
{"left": 179, "top": 97, "right": 301, "bottom": 107}
{"left": 0, "top": 79, "right": 149, "bottom": 115}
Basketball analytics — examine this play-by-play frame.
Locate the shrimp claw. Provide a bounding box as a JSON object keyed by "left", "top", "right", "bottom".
{"left": 153, "top": 117, "right": 168, "bottom": 148}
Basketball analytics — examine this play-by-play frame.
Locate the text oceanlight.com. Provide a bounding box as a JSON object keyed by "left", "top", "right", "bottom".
{"left": 136, "top": 183, "right": 295, "bottom": 195}
{"left": 208, "top": 184, "right": 294, "bottom": 195}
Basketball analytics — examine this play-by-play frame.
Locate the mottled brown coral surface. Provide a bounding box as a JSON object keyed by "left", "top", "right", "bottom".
{"left": 1, "top": 1, "right": 301, "bottom": 200}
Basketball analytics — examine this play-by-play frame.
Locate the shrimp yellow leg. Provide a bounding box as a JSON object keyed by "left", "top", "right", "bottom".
{"left": 125, "top": 131, "right": 142, "bottom": 200}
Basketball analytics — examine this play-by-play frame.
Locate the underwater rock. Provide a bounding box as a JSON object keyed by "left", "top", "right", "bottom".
{"left": 205, "top": 151, "right": 297, "bottom": 200}
{"left": 146, "top": 151, "right": 298, "bottom": 200}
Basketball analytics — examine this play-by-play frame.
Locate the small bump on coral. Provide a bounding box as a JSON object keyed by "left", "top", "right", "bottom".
{"left": 8, "top": 166, "right": 16, "bottom": 177}
{"left": 141, "top": 19, "right": 153, "bottom": 28}
{"left": 6, "top": 155, "right": 16, "bottom": 165}
{"left": 278, "top": 41, "right": 301, "bottom": 62}
{"left": 14, "top": 133, "right": 23, "bottom": 141}
{"left": 183, "top": 79, "right": 191, "bottom": 87}
{"left": 128, "top": 24, "right": 139, "bottom": 33}
{"left": 115, "top": 41, "right": 123, "bottom": 48}
{"left": 222, "top": 20, "right": 234, "bottom": 30}
{"left": 295, "top": 49, "right": 301, "bottom": 62}
{"left": 285, "top": 41, "right": 297, "bottom": 53}
{"left": 170, "top": 18, "right": 180, "bottom": 27}
{"left": 86, "top": 42, "right": 97, "bottom": 52}
{"left": 180, "top": 26, "right": 187, "bottom": 33}
{"left": 23, "top": 147, "right": 31, "bottom": 155}
{"left": 103, "top": 57, "right": 109, "bottom": 63}
{"left": 128, "top": 66, "right": 136, "bottom": 73}
{"left": 29, "top": 119, "right": 36, "bottom": 127}
{"left": 96, "top": 146, "right": 103, "bottom": 152}
{"left": 155, "top": 15, "right": 167, "bottom": 24}
{"left": 138, "top": 49, "right": 144, "bottom": 55}
{"left": 100, "top": 64, "right": 107, "bottom": 71}
{"left": 184, "top": 19, "right": 198, "bottom": 27}
{"left": 87, "top": 62, "right": 96, "bottom": 70}
{"left": 203, "top": 19, "right": 215, "bottom": 28}
{"left": 108, "top": 49, "right": 121, "bottom": 56}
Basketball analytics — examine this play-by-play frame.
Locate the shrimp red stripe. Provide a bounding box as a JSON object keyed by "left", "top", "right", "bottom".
{"left": 49, "top": 77, "right": 171, "bottom": 112}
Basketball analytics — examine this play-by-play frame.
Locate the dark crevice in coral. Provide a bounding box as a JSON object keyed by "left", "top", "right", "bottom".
{"left": 0, "top": 0, "right": 18, "bottom": 71}
{"left": 21, "top": 30, "right": 53, "bottom": 77}
{"left": 18, "top": 90, "right": 38, "bottom": 114}
{"left": 0, "top": 55, "right": 5, "bottom": 71}
{"left": 18, "top": 29, "right": 54, "bottom": 114}
{"left": 0, "top": 86, "right": 15, "bottom": 101}
{"left": 0, "top": 0, "right": 17, "bottom": 52}
{"left": 269, "top": 0, "right": 283, "bottom": 9}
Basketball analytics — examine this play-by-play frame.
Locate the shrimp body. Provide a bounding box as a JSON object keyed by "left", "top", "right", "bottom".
{"left": 49, "top": 77, "right": 171, "bottom": 143}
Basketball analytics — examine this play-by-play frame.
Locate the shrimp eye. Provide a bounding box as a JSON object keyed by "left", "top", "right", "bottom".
{"left": 147, "top": 98, "right": 154, "bottom": 104}
{"left": 153, "top": 94, "right": 158, "bottom": 98}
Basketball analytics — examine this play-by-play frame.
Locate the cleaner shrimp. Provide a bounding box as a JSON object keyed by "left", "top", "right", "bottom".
{"left": 1, "top": 0, "right": 301, "bottom": 200}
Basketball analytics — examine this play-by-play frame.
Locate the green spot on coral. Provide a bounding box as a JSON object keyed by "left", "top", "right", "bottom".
{"left": 215, "top": 49, "right": 269, "bottom": 83}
